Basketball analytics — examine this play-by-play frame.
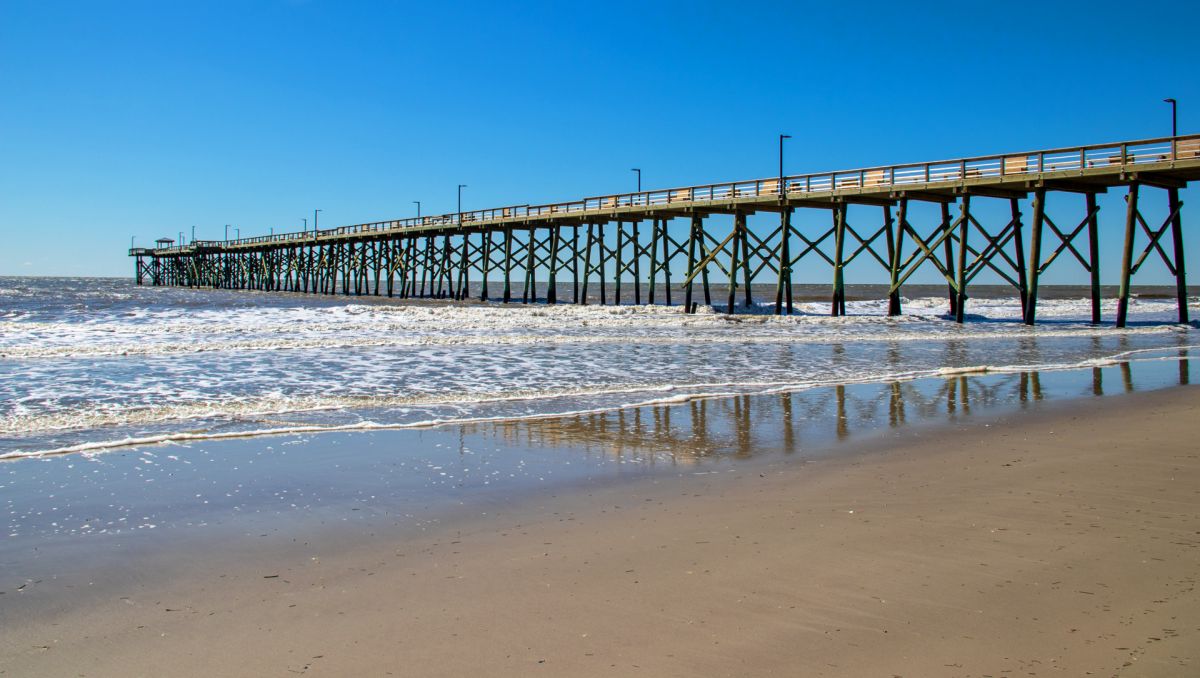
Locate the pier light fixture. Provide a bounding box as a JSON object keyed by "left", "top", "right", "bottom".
{"left": 631, "top": 168, "right": 641, "bottom": 193}
{"left": 191, "top": 225, "right": 196, "bottom": 243}
{"left": 235, "top": 227, "right": 240, "bottom": 240}
{"left": 225, "top": 224, "right": 230, "bottom": 241}
{"left": 1164, "top": 98, "right": 1177, "bottom": 137}
{"left": 414, "top": 200, "right": 421, "bottom": 219}
{"left": 314, "top": 209, "right": 322, "bottom": 233}
{"left": 302, "top": 217, "right": 307, "bottom": 232}
{"left": 779, "top": 134, "right": 792, "bottom": 197}
{"left": 131, "top": 235, "right": 136, "bottom": 249}
{"left": 457, "top": 185, "right": 467, "bottom": 224}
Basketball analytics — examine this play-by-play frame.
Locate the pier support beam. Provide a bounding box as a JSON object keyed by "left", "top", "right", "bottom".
{"left": 775, "top": 208, "right": 793, "bottom": 315}
{"left": 1010, "top": 199, "right": 1029, "bottom": 320}
{"left": 571, "top": 226, "right": 580, "bottom": 304}
{"left": 1116, "top": 184, "right": 1140, "bottom": 328}
{"left": 885, "top": 203, "right": 901, "bottom": 316}
{"left": 1024, "top": 190, "right": 1045, "bottom": 325}
{"left": 480, "top": 232, "right": 493, "bottom": 301}
{"left": 523, "top": 228, "right": 536, "bottom": 304}
{"left": 831, "top": 204, "right": 847, "bottom": 316}
{"left": 955, "top": 196, "right": 971, "bottom": 324}
{"left": 580, "top": 223, "right": 594, "bottom": 305}
{"left": 614, "top": 222, "right": 624, "bottom": 306}
{"left": 648, "top": 219, "right": 659, "bottom": 305}
{"left": 502, "top": 228, "right": 513, "bottom": 303}
{"left": 1087, "top": 193, "right": 1102, "bottom": 324}
{"left": 457, "top": 234, "right": 470, "bottom": 301}
{"left": 684, "top": 215, "right": 700, "bottom": 313}
{"left": 1169, "top": 187, "right": 1189, "bottom": 324}
{"left": 739, "top": 212, "right": 753, "bottom": 309}
{"left": 632, "top": 220, "right": 641, "bottom": 305}
{"left": 548, "top": 225, "right": 561, "bottom": 304}
{"left": 941, "top": 203, "right": 957, "bottom": 317}
{"left": 727, "top": 213, "right": 743, "bottom": 314}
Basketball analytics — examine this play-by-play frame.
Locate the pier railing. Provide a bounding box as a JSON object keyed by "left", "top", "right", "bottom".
{"left": 141, "top": 134, "right": 1199, "bottom": 254}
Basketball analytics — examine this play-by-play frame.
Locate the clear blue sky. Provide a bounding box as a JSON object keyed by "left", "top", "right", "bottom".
{"left": 1, "top": 0, "right": 1196, "bottom": 284}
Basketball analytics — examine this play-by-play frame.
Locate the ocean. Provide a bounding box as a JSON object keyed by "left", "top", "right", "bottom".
{"left": 1, "top": 276, "right": 1196, "bottom": 459}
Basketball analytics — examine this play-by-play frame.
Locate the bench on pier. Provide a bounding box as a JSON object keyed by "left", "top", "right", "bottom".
{"left": 864, "top": 169, "right": 888, "bottom": 187}
{"left": 1178, "top": 139, "right": 1200, "bottom": 159}
{"left": 669, "top": 188, "right": 693, "bottom": 203}
{"left": 1003, "top": 156, "right": 1029, "bottom": 174}
{"left": 759, "top": 179, "right": 779, "bottom": 196}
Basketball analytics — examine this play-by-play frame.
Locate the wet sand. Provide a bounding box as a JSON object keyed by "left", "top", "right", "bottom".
{"left": 3, "top": 385, "right": 1199, "bottom": 677}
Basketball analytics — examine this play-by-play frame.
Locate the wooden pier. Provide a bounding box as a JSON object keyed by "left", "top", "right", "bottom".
{"left": 130, "top": 134, "right": 1200, "bottom": 326}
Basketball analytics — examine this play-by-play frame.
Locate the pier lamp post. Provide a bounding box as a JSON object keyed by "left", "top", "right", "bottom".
{"left": 225, "top": 224, "right": 230, "bottom": 242}
{"left": 457, "top": 185, "right": 467, "bottom": 225}
{"left": 131, "top": 235, "right": 136, "bottom": 249}
{"left": 178, "top": 231, "right": 184, "bottom": 246}
{"left": 414, "top": 200, "right": 421, "bottom": 220}
{"left": 191, "top": 225, "right": 196, "bottom": 244}
{"left": 1164, "top": 98, "right": 1177, "bottom": 137}
{"left": 302, "top": 217, "right": 307, "bottom": 232}
{"left": 779, "top": 134, "right": 791, "bottom": 198}
{"left": 235, "top": 227, "right": 240, "bottom": 240}
{"left": 314, "top": 209, "right": 322, "bottom": 233}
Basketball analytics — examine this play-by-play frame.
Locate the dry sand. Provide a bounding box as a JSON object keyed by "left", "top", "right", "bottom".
{"left": 2, "top": 387, "right": 1198, "bottom": 677}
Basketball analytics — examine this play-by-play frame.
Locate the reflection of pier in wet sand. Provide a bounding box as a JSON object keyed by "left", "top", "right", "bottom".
{"left": 475, "top": 353, "right": 1193, "bottom": 464}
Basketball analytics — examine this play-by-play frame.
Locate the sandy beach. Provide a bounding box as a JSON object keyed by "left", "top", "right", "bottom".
{"left": 1, "top": 382, "right": 1196, "bottom": 677}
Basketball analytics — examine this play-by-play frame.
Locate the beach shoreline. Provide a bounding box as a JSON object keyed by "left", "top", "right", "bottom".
{"left": 3, "top": 377, "right": 1198, "bottom": 677}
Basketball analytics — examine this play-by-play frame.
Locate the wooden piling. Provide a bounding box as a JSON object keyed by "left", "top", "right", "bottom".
{"left": 1025, "top": 189, "right": 1045, "bottom": 325}
{"left": 1086, "top": 193, "right": 1101, "bottom": 324}
{"left": 580, "top": 223, "right": 594, "bottom": 306}
{"left": 614, "top": 222, "right": 623, "bottom": 306}
{"left": 726, "top": 216, "right": 740, "bottom": 314}
{"left": 502, "top": 228, "right": 513, "bottom": 303}
{"left": 632, "top": 220, "right": 641, "bottom": 305}
{"left": 661, "top": 218, "right": 673, "bottom": 306}
{"left": 831, "top": 204, "right": 846, "bottom": 317}
{"left": 1169, "top": 187, "right": 1189, "bottom": 324}
{"left": 684, "top": 215, "right": 699, "bottom": 313}
{"left": 1116, "top": 184, "right": 1140, "bottom": 328}
{"left": 648, "top": 219, "right": 659, "bottom": 305}
{"left": 887, "top": 200, "right": 906, "bottom": 316}
{"left": 548, "top": 226, "right": 561, "bottom": 304}
{"left": 940, "top": 202, "right": 957, "bottom": 316}
{"left": 955, "top": 196, "right": 970, "bottom": 323}
{"left": 1010, "top": 198, "right": 1028, "bottom": 320}
{"left": 738, "top": 212, "right": 753, "bottom": 309}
